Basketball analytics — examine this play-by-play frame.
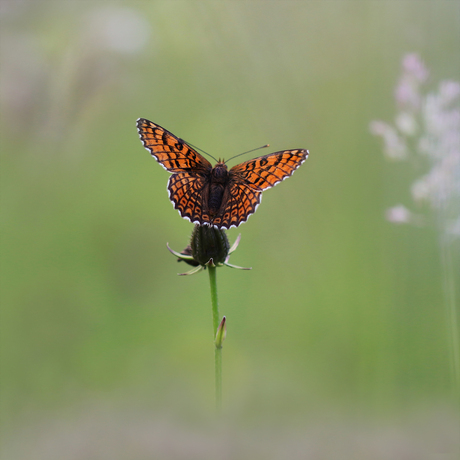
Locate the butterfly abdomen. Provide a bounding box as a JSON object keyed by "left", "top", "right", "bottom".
{"left": 208, "top": 183, "right": 225, "bottom": 215}
{"left": 208, "top": 163, "right": 229, "bottom": 216}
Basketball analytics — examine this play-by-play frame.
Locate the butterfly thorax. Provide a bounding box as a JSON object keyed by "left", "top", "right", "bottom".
{"left": 208, "top": 162, "right": 229, "bottom": 216}
{"left": 211, "top": 162, "right": 228, "bottom": 181}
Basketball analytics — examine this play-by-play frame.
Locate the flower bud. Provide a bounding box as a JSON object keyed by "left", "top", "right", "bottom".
{"left": 167, "top": 225, "right": 250, "bottom": 275}
{"left": 190, "top": 224, "right": 230, "bottom": 266}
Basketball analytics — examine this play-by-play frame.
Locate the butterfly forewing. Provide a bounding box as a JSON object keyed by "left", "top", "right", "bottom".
{"left": 137, "top": 118, "right": 212, "bottom": 173}
{"left": 229, "top": 149, "right": 309, "bottom": 191}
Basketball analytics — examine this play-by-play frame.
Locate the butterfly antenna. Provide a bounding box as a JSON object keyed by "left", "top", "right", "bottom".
{"left": 226, "top": 144, "right": 270, "bottom": 163}
{"left": 183, "top": 139, "right": 218, "bottom": 163}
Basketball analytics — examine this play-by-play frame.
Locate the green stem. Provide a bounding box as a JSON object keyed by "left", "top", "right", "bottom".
{"left": 215, "top": 341, "right": 222, "bottom": 412}
{"left": 208, "top": 265, "right": 222, "bottom": 411}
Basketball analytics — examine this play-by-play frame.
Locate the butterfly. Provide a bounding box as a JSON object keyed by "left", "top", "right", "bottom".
{"left": 137, "top": 118, "right": 309, "bottom": 229}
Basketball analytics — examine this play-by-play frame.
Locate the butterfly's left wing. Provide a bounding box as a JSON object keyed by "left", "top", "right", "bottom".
{"left": 229, "top": 149, "right": 309, "bottom": 191}
{"left": 137, "top": 118, "right": 212, "bottom": 173}
{"left": 168, "top": 172, "right": 211, "bottom": 225}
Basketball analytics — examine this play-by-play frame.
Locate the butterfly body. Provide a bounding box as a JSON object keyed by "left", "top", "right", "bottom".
{"left": 137, "top": 118, "right": 308, "bottom": 229}
{"left": 207, "top": 162, "right": 230, "bottom": 215}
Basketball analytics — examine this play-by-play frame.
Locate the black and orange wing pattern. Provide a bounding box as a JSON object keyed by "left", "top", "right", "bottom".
{"left": 137, "top": 118, "right": 212, "bottom": 173}
{"left": 211, "top": 181, "right": 262, "bottom": 229}
{"left": 211, "top": 150, "right": 308, "bottom": 227}
{"left": 167, "top": 172, "right": 210, "bottom": 225}
{"left": 229, "top": 150, "right": 309, "bottom": 191}
{"left": 137, "top": 118, "right": 212, "bottom": 226}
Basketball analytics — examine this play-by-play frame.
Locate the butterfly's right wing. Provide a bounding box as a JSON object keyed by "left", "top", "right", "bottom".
{"left": 137, "top": 118, "right": 212, "bottom": 173}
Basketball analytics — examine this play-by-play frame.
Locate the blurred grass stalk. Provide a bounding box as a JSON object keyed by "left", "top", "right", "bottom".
{"left": 440, "top": 230, "right": 460, "bottom": 404}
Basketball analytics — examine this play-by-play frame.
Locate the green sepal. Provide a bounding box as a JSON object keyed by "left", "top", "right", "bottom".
{"left": 178, "top": 265, "right": 204, "bottom": 276}
{"left": 215, "top": 316, "right": 227, "bottom": 349}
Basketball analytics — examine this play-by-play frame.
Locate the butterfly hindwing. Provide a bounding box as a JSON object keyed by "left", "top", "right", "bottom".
{"left": 137, "top": 118, "right": 212, "bottom": 173}
{"left": 212, "top": 181, "right": 262, "bottom": 228}
{"left": 168, "top": 172, "right": 211, "bottom": 225}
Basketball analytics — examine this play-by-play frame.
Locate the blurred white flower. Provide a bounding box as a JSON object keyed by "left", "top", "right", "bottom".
{"left": 385, "top": 205, "right": 424, "bottom": 227}
{"left": 394, "top": 54, "right": 428, "bottom": 111}
{"left": 401, "top": 53, "right": 429, "bottom": 83}
{"left": 385, "top": 205, "right": 413, "bottom": 224}
{"left": 369, "top": 121, "right": 407, "bottom": 159}
{"left": 439, "top": 81, "right": 460, "bottom": 105}
{"left": 411, "top": 153, "right": 460, "bottom": 209}
{"left": 395, "top": 78, "right": 422, "bottom": 111}
{"left": 423, "top": 93, "right": 460, "bottom": 142}
{"left": 370, "top": 53, "right": 460, "bottom": 237}
{"left": 395, "top": 112, "right": 417, "bottom": 136}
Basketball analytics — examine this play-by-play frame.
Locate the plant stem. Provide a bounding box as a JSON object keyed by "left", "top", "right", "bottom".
{"left": 215, "top": 339, "right": 222, "bottom": 412}
{"left": 208, "top": 265, "right": 222, "bottom": 412}
{"left": 208, "top": 265, "right": 222, "bottom": 411}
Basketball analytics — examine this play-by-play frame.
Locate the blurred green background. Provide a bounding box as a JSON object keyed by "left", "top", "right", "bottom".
{"left": 1, "top": 1, "right": 459, "bottom": 458}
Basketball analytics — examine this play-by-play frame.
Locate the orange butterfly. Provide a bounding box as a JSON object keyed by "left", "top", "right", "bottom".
{"left": 137, "top": 118, "right": 309, "bottom": 229}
